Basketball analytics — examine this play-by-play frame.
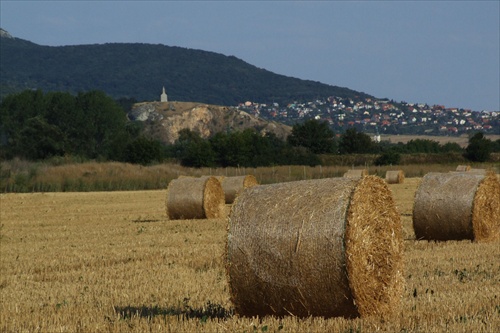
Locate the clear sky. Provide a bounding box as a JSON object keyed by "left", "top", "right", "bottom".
{"left": 1, "top": 1, "right": 499, "bottom": 112}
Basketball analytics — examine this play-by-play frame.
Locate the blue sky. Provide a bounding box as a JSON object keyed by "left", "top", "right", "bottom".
{"left": 1, "top": 1, "right": 499, "bottom": 112}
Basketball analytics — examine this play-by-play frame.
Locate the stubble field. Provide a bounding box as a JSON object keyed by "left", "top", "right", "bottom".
{"left": 1, "top": 178, "right": 499, "bottom": 332}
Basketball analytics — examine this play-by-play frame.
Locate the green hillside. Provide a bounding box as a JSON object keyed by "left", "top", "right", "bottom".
{"left": 0, "top": 33, "right": 372, "bottom": 106}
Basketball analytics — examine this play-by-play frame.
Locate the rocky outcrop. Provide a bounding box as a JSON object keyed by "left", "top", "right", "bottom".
{"left": 161, "top": 105, "right": 214, "bottom": 143}
{"left": 128, "top": 102, "right": 164, "bottom": 122}
{"left": 129, "top": 101, "right": 291, "bottom": 144}
{"left": 0, "top": 28, "right": 14, "bottom": 39}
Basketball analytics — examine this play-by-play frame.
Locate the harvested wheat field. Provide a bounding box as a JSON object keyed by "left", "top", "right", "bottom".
{"left": 1, "top": 178, "right": 499, "bottom": 333}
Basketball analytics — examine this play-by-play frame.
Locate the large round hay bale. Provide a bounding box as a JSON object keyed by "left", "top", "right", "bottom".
{"left": 165, "top": 176, "right": 225, "bottom": 219}
{"left": 456, "top": 165, "right": 471, "bottom": 172}
{"left": 343, "top": 169, "right": 368, "bottom": 178}
{"left": 413, "top": 172, "right": 500, "bottom": 242}
{"left": 226, "top": 176, "right": 403, "bottom": 319}
{"left": 218, "top": 175, "right": 259, "bottom": 204}
{"left": 385, "top": 170, "right": 405, "bottom": 184}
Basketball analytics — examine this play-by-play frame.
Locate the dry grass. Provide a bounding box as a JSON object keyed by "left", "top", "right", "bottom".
{"left": 382, "top": 134, "right": 500, "bottom": 148}
{"left": 1, "top": 159, "right": 498, "bottom": 192}
{"left": 1, "top": 178, "right": 499, "bottom": 332}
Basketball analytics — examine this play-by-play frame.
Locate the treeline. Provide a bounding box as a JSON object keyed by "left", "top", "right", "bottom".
{"left": 1, "top": 90, "right": 498, "bottom": 168}
{"left": 0, "top": 90, "right": 162, "bottom": 164}
{"left": 167, "top": 128, "right": 320, "bottom": 167}
{"left": 171, "top": 121, "right": 499, "bottom": 167}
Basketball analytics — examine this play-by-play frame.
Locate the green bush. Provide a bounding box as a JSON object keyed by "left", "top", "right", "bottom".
{"left": 287, "top": 119, "right": 337, "bottom": 154}
{"left": 465, "top": 132, "right": 492, "bottom": 162}
{"left": 375, "top": 151, "right": 401, "bottom": 166}
{"left": 124, "top": 137, "right": 164, "bottom": 165}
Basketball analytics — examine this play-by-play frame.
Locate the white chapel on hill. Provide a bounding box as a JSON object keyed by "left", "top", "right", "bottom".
{"left": 160, "top": 86, "right": 168, "bottom": 102}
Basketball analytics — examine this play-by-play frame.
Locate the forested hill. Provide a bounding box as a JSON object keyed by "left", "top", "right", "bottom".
{"left": 0, "top": 30, "right": 372, "bottom": 106}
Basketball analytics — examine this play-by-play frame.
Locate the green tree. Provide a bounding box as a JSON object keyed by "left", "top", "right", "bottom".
{"left": 124, "top": 136, "right": 164, "bottom": 165}
{"left": 42, "top": 91, "right": 79, "bottom": 156}
{"left": 115, "top": 97, "right": 138, "bottom": 114}
{"left": 491, "top": 139, "right": 500, "bottom": 153}
{"left": 17, "top": 116, "right": 66, "bottom": 159}
{"left": 338, "top": 128, "right": 373, "bottom": 154}
{"left": 0, "top": 89, "right": 46, "bottom": 158}
{"left": 172, "top": 129, "right": 215, "bottom": 168}
{"left": 210, "top": 129, "right": 268, "bottom": 167}
{"left": 465, "top": 132, "right": 492, "bottom": 162}
{"left": 0, "top": 89, "right": 132, "bottom": 161}
{"left": 280, "top": 146, "right": 321, "bottom": 166}
{"left": 222, "top": 130, "right": 254, "bottom": 167}
{"left": 440, "top": 142, "right": 463, "bottom": 153}
{"left": 252, "top": 132, "right": 287, "bottom": 166}
{"left": 287, "top": 119, "right": 336, "bottom": 154}
{"left": 375, "top": 150, "right": 401, "bottom": 166}
{"left": 405, "top": 139, "right": 440, "bottom": 153}
{"left": 74, "top": 91, "right": 128, "bottom": 159}
{"left": 209, "top": 132, "right": 230, "bottom": 166}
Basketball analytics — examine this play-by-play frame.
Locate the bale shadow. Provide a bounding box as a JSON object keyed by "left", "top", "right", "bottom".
{"left": 132, "top": 219, "right": 162, "bottom": 223}
{"left": 114, "top": 299, "right": 233, "bottom": 321}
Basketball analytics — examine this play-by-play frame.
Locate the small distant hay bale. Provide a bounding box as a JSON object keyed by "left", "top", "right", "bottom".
{"left": 413, "top": 172, "right": 500, "bottom": 242}
{"left": 165, "top": 176, "right": 225, "bottom": 219}
{"left": 343, "top": 169, "right": 368, "bottom": 178}
{"left": 456, "top": 165, "right": 471, "bottom": 172}
{"left": 469, "top": 168, "right": 487, "bottom": 174}
{"left": 218, "top": 175, "right": 259, "bottom": 204}
{"left": 227, "top": 176, "right": 403, "bottom": 319}
{"left": 385, "top": 170, "right": 405, "bottom": 184}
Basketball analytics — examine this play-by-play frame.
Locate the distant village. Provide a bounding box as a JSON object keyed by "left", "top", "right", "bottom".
{"left": 236, "top": 97, "right": 499, "bottom": 136}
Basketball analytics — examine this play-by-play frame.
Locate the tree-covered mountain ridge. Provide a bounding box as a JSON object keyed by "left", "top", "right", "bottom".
{"left": 0, "top": 28, "right": 372, "bottom": 106}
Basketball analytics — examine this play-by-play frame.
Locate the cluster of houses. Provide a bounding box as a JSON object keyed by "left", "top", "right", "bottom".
{"left": 236, "top": 97, "right": 499, "bottom": 135}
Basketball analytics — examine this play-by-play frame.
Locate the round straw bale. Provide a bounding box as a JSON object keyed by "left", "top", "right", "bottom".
{"left": 385, "top": 170, "right": 405, "bottom": 184}
{"left": 226, "top": 176, "right": 403, "bottom": 319}
{"left": 165, "top": 176, "right": 225, "bottom": 219}
{"left": 343, "top": 169, "right": 368, "bottom": 178}
{"left": 413, "top": 172, "right": 500, "bottom": 242}
{"left": 219, "top": 175, "right": 259, "bottom": 204}
{"left": 456, "top": 165, "right": 471, "bottom": 172}
{"left": 468, "top": 168, "right": 487, "bottom": 174}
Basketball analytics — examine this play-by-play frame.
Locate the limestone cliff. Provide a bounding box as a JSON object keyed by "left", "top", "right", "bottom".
{"left": 129, "top": 101, "right": 291, "bottom": 144}
{"left": 0, "top": 28, "right": 14, "bottom": 39}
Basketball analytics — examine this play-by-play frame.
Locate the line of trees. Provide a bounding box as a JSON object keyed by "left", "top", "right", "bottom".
{"left": 0, "top": 89, "right": 158, "bottom": 164}
{"left": 1, "top": 90, "right": 498, "bottom": 167}
{"left": 167, "top": 128, "right": 320, "bottom": 167}
{"left": 159, "top": 121, "right": 499, "bottom": 167}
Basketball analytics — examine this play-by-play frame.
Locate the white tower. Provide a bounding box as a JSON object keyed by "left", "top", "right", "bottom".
{"left": 373, "top": 126, "right": 381, "bottom": 143}
{"left": 160, "top": 86, "right": 168, "bottom": 102}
